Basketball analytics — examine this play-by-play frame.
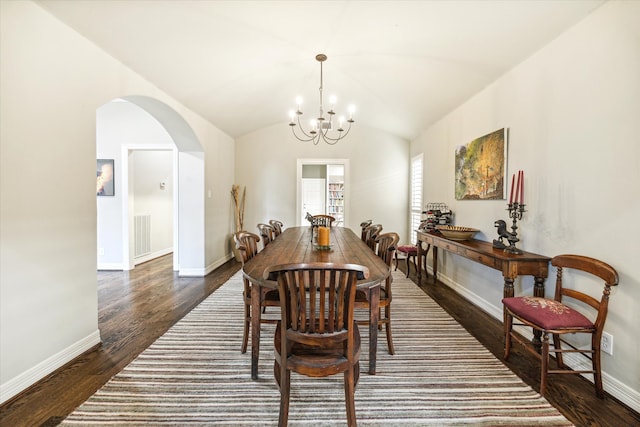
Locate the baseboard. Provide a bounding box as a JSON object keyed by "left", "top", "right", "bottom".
{"left": 432, "top": 269, "right": 640, "bottom": 414}
{"left": 179, "top": 253, "right": 234, "bottom": 277}
{"left": 97, "top": 262, "right": 124, "bottom": 270}
{"left": 0, "top": 329, "right": 101, "bottom": 405}
{"left": 134, "top": 248, "right": 173, "bottom": 266}
{"left": 204, "top": 253, "right": 234, "bottom": 276}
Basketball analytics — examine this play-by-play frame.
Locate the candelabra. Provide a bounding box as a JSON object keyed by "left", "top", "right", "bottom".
{"left": 492, "top": 202, "right": 526, "bottom": 254}
{"left": 504, "top": 202, "right": 526, "bottom": 254}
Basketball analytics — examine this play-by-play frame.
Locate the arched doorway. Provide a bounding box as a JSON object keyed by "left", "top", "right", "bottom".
{"left": 97, "top": 96, "right": 205, "bottom": 275}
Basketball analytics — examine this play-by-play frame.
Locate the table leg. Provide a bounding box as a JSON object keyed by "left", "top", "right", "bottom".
{"left": 432, "top": 247, "right": 438, "bottom": 284}
{"left": 417, "top": 243, "right": 423, "bottom": 283}
{"left": 421, "top": 244, "right": 431, "bottom": 282}
{"left": 502, "top": 276, "right": 515, "bottom": 325}
{"left": 531, "top": 276, "right": 546, "bottom": 350}
{"left": 251, "top": 284, "right": 261, "bottom": 380}
{"left": 368, "top": 284, "right": 380, "bottom": 375}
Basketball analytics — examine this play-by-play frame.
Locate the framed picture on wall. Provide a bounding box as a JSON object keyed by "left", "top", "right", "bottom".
{"left": 96, "top": 159, "right": 114, "bottom": 196}
{"left": 454, "top": 128, "right": 508, "bottom": 200}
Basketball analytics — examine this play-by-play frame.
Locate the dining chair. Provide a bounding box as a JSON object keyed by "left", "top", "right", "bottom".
{"left": 502, "top": 254, "right": 619, "bottom": 397}
{"left": 266, "top": 262, "right": 369, "bottom": 427}
{"left": 234, "top": 231, "right": 280, "bottom": 354}
{"left": 395, "top": 242, "right": 429, "bottom": 278}
{"left": 363, "top": 223, "right": 383, "bottom": 251}
{"left": 360, "top": 220, "right": 373, "bottom": 241}
{"left": 355, "top": 232, "right": 399, "bottom": 355}
{"left": 269, "top": 219, "right": 284, "bottom": 237}
{"left": 312, "top": 214, "right": 336, "bottom": 228}
{"left": 257, "top": 223, "right": 275, "bottom": 247}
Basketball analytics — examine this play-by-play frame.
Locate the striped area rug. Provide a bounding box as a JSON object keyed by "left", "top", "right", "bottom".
{"left": 61, "top": 271, "right": 572, "bottom": 426}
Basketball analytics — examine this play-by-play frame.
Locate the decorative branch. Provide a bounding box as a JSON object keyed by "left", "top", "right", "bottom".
{"left": 231, "top": 184, "right": 246, "bottom": 232}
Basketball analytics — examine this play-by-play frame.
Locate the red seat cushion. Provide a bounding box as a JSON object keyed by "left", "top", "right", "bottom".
{"left": 503, "top": 296, "right": 594, "bottom": 330}
{"left": 397, "top": 245, "right": 417, "bottom": 255}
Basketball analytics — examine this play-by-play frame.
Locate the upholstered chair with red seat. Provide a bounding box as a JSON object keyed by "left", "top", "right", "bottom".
{"left": 502, "top": 254, "right": 619, "bottom": 397}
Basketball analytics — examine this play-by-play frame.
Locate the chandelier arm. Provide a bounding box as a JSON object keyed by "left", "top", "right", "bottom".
{"left": 293, "top": 113, "right": 318, "bottom": 140}
{"left": 291, "top": 127, "right": 320, "bottom": 143}
{"left": 318, "top": 121, "right": 353, "bottom": 143}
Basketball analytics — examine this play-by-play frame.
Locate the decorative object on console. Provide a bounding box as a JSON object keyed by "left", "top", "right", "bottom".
{"left": 421, "top": 202, "right": 453, "bottom": 231}
{"left": 436, "top": 225, "right": 479, "bottom": 241}
{"left": 493, "top": 170, "right": 525, "bottom": 254}
{"left": 288, "top": 54, "right": 355, "bottom": 145}
{"left": 454, "top": 128, "right": 508, "bottom": 200}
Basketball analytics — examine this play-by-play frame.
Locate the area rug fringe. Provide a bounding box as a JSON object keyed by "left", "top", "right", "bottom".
{"left": 61, "top": 271, "right": 572, "bottom": 426}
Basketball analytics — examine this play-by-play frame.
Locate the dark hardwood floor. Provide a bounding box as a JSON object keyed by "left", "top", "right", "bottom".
{"left": 1, "top": 254, "right": 638, "bottom": 426}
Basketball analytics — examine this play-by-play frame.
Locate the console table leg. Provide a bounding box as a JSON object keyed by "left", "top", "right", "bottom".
{"left": 503, "top": 277, "right": 515, "bottom": 325}
{"left": 531, "top": 276, "right": 546, "bottom": 351}
{"left": 417, "top": 242, "right": 423, "bottom": 283}
{"left": 432, "top": 247, "right": 438, "bottom": 284}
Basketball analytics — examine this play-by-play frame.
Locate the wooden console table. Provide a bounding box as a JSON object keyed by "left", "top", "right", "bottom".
{"left": 416, "top": 230, "right": 550, "bottom": 300}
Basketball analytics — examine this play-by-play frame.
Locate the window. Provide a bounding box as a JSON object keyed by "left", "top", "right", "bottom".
{"left": 410, "top": 154, "right": 423, "bottom": 244}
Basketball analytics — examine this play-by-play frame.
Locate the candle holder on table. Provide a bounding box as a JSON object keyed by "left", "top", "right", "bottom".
{"left": 494, "top": 169, "right": 526, "bottom": 254}
{"left": 493, "top": 202, "right": 526, "bottom": 255}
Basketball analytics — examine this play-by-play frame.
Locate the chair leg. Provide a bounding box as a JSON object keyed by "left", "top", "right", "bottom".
{"left": 344, "top": 367, "right": 358, "bottom": 427}
{"left": 385, "top": 304, "right": 395, "bottom": 355}
{"left": 592, "top": 334, "right": 605, "bottom": 398}
{"left": 241, "top": 301, "right": 250, "bottom": 354}
{"left": 540, "top": 332, "right": 550, "bottom": 396}
{"left": 278, "top": 369, "right": 291, "bottom": 427}
{"left": 552, "top": 334, "right": 564, "bottom": 368}
{"left": 504, "top": 312, "right": 513, "bottom": 360}
{"left": 405, "top": 255, "right": 412, "bottom": 277}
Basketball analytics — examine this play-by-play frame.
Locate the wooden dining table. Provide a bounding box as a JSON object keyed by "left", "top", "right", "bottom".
{"left": 242, "top": 226, "right": 391, "bottom": 380}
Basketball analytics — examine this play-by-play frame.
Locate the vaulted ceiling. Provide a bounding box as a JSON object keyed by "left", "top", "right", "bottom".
{"left": 37, "top": 0, "right": 604, "bottom": 140}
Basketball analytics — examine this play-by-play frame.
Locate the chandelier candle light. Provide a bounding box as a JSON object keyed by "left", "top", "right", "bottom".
{"left": 289, "top": 54, "right": 355, "bottom": 145}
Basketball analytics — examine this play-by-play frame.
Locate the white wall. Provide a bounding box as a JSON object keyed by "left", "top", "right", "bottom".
{"left": 235, "top": 123, "right": 409, "bottom": 242}
{"left": 0, "top": 1, "right": 234, "bottom": 403}
{"left": 411, "top": 0, "right": 639, "bottom": 410}
{"left": 132, "top": 150, "right": 174, "bottom": 261}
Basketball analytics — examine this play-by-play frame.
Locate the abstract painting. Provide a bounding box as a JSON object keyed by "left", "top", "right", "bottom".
{"left": 455, "top": 128, "right": 507, "bottom": 200}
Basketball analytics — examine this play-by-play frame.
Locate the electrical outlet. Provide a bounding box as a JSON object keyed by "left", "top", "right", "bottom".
{"left": 601, "top": 332, "right": 613, "bottom": 355}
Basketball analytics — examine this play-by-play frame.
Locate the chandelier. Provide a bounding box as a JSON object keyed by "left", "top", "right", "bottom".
{"left": 288, "top": 54, "right": 355, "bottom": 145}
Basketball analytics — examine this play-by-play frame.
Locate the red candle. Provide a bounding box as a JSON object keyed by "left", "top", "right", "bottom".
{"left": 514, "top": 171, "right": 521, "bottom": 204}
{"left": 520, "top": 170, "right": 524, "bottom": 204}
{"left": 509, "top": 174, "right": 515, "bottom": 204}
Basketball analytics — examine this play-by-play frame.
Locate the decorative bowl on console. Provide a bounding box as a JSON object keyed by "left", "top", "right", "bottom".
{"left": 436, "top": 225, "right": 479, "bottom": 241}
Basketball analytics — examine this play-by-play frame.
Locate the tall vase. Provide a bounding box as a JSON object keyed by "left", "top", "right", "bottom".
{"left": 231, "top": 234, "right": 243, "bottom": 262}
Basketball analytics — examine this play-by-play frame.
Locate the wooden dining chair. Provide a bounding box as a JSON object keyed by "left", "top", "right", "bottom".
{"left": 395, "top": 242, "right": 429, "bottom": 278}
{"left": 355, "top": 232, "right": 399, "bottom": 355}
{"left": 360, "top": 220, "right": 373, "bottom": 241}
{"left": 502, "top": 254, "right": 619, "bottom": 397}
{"left": 266, "top": 262, "right": 369, "bottom": 427}
{"left": 257, "top": 223, "right": 275, "bottom": 247}
{"left": 269, "top": 219, "right": 284, "bottom": 237}
{"left": 234, "top": 231, "right": 279, "bottom": 354}
{"left": 312, "top": 214, "right": 335, "bottom": 228}
{"left": 363, "top": 223, "right": 383, "bottom": 251}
